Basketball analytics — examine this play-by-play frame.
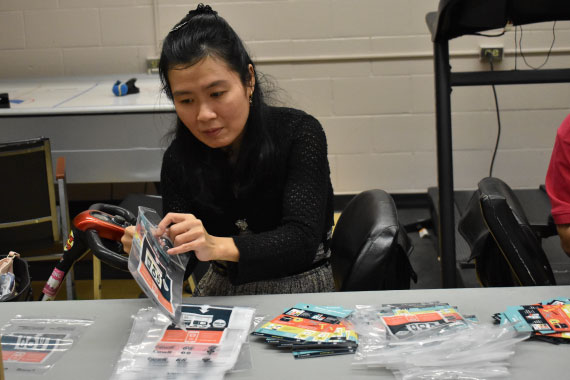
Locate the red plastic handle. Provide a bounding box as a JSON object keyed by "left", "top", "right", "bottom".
{"left": 73, "top": 210, "right": 126, "bottom": 241}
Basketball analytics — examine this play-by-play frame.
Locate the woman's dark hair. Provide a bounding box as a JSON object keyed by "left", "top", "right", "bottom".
{"left": 159, "top": 4, "right": 277, "bottom": 206}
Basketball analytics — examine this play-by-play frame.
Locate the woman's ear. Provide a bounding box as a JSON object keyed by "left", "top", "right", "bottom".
{"left": 248, "top": 64, "right": 256, "bottom": 91}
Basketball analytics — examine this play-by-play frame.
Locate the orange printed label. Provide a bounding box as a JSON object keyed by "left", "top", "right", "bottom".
{"left": 139, "top": 260, "right": 173, "bottom": 314}
{"left": 160, "top": 329, "right": 224, "bottom": 344}
{"left": 3, "top": 350, "right": 50, "bottom": 363}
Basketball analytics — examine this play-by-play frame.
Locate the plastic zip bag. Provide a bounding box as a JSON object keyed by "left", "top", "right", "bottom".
{"left": 0, "top": 316, "right": 93, "bottom": 375}
{"left": 349, "top": 303, "right": 530, "bottom": 380}
{"left": 111, "top": 305, "right": 256, "bottom": 380}
{"left": 395, "top": 365, "right": 511, "bottom": 380}
{"left": 128, "top": 206, "right": 189, "bottom": 328}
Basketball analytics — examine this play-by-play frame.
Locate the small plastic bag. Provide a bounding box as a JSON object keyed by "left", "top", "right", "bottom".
{"left": 0, "top": 316, "right": 93, "bottom": 375}
{"left": 0, "top": 252, "right": 19, "bottom": 301}
{"left": 128, "top": 206, "right": 190, "bottom": 328}
{"left": 395, "top": 364, "right": 511, "bottom": 380}
{"left": 349, "top": 303, "right": 530, "bottom": 379}
{"left": 111, "top": 305, "right": 256, "bottom": 380}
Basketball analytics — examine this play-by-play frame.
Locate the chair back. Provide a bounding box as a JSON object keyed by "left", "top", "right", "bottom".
{"left": 458, "top": 177, "right": 556, "bottom": 286}
{"left": 330, "top": 189, "right": 415, "bottom": 291}
{"left": 0, "top": 137, "right": 62, "bottom": 256}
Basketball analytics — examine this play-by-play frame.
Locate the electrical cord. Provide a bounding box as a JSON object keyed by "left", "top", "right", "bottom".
{"left": 514, "top": 26, "right": 518, "bottom": 70}
{"left": 517, "top": 21, "right": 557, "bottom": 70}
{"left": 487, "top": 21, "right": 556, "bottom": 175}
{"left": 488, "top": 58, "right": 501, "bottom": 178}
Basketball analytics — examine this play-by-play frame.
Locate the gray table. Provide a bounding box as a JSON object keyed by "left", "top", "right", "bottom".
{"left": 1, "top": 286, "right": 569, "bottom": 379}
{"left": 0, "top": 75, "right": 175, "bottom": 184}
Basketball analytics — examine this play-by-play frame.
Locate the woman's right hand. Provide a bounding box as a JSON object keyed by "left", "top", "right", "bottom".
{"left": 156, "top": 212, "right": 239, "bottom": 262}
{"left": 121, "top": 226, "right": 137, "bottom": 254}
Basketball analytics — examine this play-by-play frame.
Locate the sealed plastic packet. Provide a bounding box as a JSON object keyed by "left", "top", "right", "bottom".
{"left": 349, "top": 304, "right": 531, "bottom": 379}
{"left": 128, "top": 206, "right": 189, "bottom": 328}
{"left": 111, "top": 304, "right": 256, "bottom": 380}
{"left": 0, "top": 316, "right": 93, "bottom": 375}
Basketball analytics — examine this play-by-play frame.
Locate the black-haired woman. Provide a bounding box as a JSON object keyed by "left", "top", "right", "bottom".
{"left": 122, "top": 4, "right": 335, "bottom": 296}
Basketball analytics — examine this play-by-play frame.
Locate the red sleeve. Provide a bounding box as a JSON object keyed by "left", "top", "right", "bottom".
{"left": 546, "top": 114, "right": 570, "bottom": 224}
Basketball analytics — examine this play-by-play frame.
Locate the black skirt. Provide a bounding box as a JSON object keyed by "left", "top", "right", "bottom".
{"left": 193, "top": 260, "right": 335, "bottom": 296}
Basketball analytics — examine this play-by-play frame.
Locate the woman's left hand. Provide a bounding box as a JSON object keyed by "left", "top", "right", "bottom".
{"left": 156, "top": 212, "right": 239, "bottom": 262}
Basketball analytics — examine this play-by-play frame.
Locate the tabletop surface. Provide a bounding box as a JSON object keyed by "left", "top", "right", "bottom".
{"left": 0, "top": 75, "right": 174, "bottom": 116}
{"left": 1, "top": 286, "right": 569, "bottom": 379}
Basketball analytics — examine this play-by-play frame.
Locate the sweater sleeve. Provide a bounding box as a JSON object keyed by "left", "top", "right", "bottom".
{"left": 546, "top": 114, "right": 570, "bottom": 225}
{"left": 160, "top": 145, "right": 199, "bottom": 276}
{"left": 161, "top": 145, "right": 190, "bottom": 215}
{"left": 229, "top": 113, "right": 332, "bottom": 284}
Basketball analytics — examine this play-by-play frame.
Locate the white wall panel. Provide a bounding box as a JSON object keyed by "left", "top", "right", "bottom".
{"left": 100, "top": 6, "right": 155, "bottom": 46}
{"left": 371, "top": 114, "right": 436, "bottom": 153}
{"left": 25, "top": 9, "right": 100, "bottom": 48}
{"left": 333, "top": 76, "right": 412, "bottom": 115}
{"left": 1, "top": 1, "right": 570, "bottom": 193}
{"left": 322, "top": 116, "right": 372, "bottom": 155}
{"left": 0, "top": 12, "right": 25, "bottom": 49}
{"left": 62, "top": 47, "right": 145, "bottom": 76}
{"left": 0, "top": 49, "right": 63, "bottom": 77}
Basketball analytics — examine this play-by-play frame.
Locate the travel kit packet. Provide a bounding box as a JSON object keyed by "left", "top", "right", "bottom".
{"left": 0, "top": 317, "right": 93, "bottom": 375}
{"left": 128, "top": 207, "right": 190, "bottom": 329}
{"left": 349, "top": 302, "right": 529, "bottom": 379}
{"left": 252, "top": 303, "right": 358, "bottom": 359}
{"left": 493, "top": 296, "right": 570, "bottom": 344}
{"left": 111, "top": 305, "right": 256, "bottom": 380}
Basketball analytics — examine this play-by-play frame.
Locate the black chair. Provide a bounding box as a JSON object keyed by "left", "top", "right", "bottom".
{"left": 330, "top": 189, "right": 416, "bottom": 291}
{"left": 458, "top": 177, "right": 556, "bottom": 286}
{"left": 0, "top": 137, "right": 70, "bottom": 259}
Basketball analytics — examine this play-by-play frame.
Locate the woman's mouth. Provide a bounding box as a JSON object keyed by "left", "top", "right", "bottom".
{"left": 203, "top": 127, "right": 223, "bottom": 137}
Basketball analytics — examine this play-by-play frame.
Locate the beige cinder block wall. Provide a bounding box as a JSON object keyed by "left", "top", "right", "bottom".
{"left": 1, "top": 0, "right": 569, "bottom": 194}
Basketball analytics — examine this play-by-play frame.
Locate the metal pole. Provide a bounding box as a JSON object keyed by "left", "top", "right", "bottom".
{"left": 433, "top": 40, "right": 457, "bottom": 288}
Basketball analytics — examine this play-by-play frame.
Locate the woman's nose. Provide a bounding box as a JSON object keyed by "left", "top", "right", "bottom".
{"left": 197, "top": 101, "right": 216, "bottom": 121}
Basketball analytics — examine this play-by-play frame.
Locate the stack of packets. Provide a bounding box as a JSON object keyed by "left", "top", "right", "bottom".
{"left": 350, "top": 302, "right": 475, "bottom": 342}
{"left": 349, "top": 302, "right": 529, "bottom": 379}
{"left": 493, "top": 296, "right": 570, "bottom": 344}
{"left": 111, "top": 304, "right": 256, "bottom": 380}
{"left": 252, "top": 303, "right": 358, "bottom": 359}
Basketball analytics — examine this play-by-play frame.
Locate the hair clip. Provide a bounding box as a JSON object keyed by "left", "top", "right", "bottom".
{"left": 170, "top": 21, "right": 188, "bottom": 33}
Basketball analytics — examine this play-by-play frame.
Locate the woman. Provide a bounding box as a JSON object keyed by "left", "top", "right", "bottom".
{"left": 122, "top": 4, "right": 335, "bottom": 296}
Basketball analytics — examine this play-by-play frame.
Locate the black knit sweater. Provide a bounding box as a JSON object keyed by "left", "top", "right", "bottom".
{"left": 160, "top": 106, "right": 334, "bottom": 285}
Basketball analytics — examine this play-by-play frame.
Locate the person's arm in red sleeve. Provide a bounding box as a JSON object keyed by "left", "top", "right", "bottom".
{"left": 545, "top": 114, "right": 570, "bottom": 257}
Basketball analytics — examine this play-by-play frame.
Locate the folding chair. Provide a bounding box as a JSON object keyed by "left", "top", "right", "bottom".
{"left": 0, "top": 137, "right": 73, "bottom": 298}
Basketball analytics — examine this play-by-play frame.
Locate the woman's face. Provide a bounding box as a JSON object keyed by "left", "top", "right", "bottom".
{"left": 168, "top": 56, "right": 254, "bottom": 150}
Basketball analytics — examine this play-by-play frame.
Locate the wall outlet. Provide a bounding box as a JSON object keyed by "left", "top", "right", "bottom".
{"left": 480, "top": 47, "right": 504, "bottom": 62}
{"left": 146, "top": 58, "right": 160, "bottom": 74}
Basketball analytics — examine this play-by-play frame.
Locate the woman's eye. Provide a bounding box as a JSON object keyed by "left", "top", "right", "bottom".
{"left": 179, "top": 98, "right": 192, "bottom": 104}
{"left": 211, "top": 91, "right": 225, "bottom": 98}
